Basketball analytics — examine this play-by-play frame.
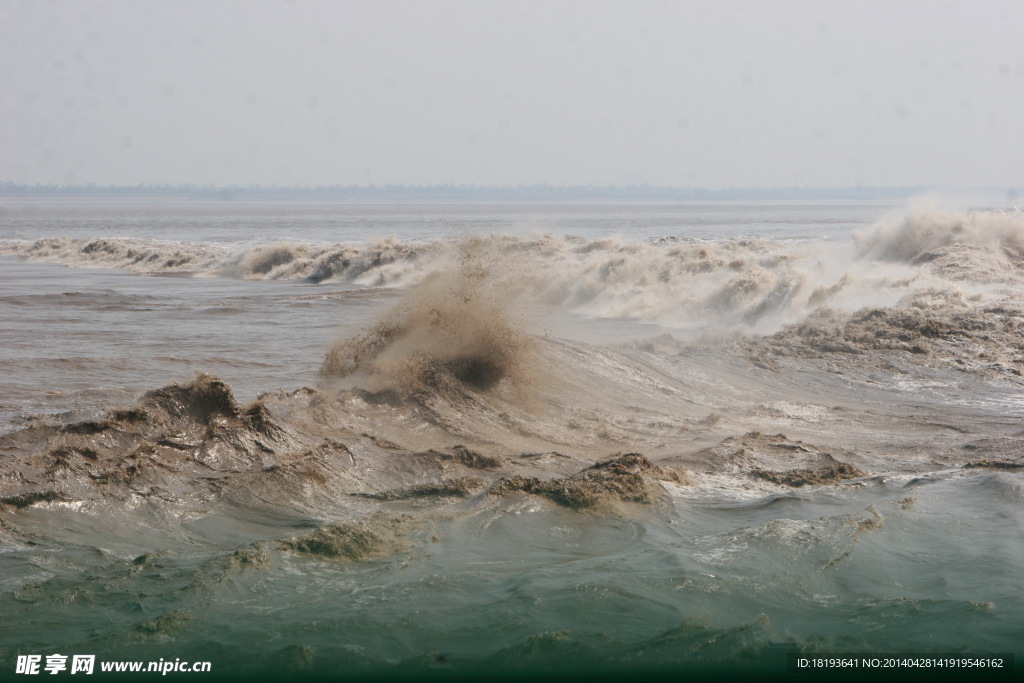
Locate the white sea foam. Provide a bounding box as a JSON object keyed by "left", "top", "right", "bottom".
{"left": 5, "top": 207, "right": 1022, "bottom": 341}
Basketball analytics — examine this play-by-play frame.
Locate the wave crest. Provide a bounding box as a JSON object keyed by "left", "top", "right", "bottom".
{"left": 7, "top": 207, "right": 1024, "bottom": 339}
{"left": 855, "top": 208, "right": 1024, "bottom": 278}
{"left": 320, "top": 240, "right": 533, "bottom": 397}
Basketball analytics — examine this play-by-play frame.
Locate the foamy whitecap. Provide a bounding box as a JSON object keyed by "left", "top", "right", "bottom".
{"left": 4, "top": 207, "right": 1024, "bottom": 341}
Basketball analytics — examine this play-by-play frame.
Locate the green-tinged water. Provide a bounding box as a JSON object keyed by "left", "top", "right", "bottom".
{"left": 3, "top": 202, "right": 1024, "bottom": 682}
{"left": 3, "top": 470, "right": 1020, "bottom": 679}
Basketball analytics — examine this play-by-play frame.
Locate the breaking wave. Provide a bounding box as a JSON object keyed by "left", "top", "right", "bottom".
{"left": 855, "top": 207, "right": 1024, "bottom": 264}
{"left": 854, "top": 207, "right": 1024, "bottom": 282}
{"left": 0, "top": 235, "right": 433, "bottom": 285}
{"left": 320, "top": 239, "right": 534, "bottom": 397}
{"left": 5, "top": 203, "right": 1024, "bottom": 675}
{"left": 5, "top": 207, "right": 1024, "bottom": 338}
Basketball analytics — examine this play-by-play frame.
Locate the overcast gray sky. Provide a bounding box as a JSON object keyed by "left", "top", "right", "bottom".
{"left": 2, "top": 0, "right": 1021, "bottom": 188}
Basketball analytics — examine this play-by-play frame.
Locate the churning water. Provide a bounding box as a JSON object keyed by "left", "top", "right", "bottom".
{"left": 1, "top": 200, "right": 1021, "bottom": 679}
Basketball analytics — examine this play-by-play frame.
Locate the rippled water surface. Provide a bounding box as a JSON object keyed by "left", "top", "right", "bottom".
{"left": 1, "top": 201, "right": 1021, "bottom": 679}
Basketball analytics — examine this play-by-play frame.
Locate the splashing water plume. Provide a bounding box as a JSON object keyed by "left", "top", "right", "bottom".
{"left": 321, "top": 240, "right": 534, "bottom": 397}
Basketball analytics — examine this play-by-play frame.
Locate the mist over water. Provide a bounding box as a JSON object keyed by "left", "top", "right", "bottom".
{"left": 1, "top": 201, "right": 1022, "bottom": 678}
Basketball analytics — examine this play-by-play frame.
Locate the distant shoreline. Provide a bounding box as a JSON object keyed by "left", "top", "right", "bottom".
{"left": 0, "top": 183, "right": 991, "bottom": 202}
{"left": 2, "top": 183, "right": 1020, "bottom": 205}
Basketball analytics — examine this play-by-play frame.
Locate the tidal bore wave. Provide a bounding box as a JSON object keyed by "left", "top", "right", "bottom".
{"left": 5, "top": 208, "right": 1024, "bottom": 336}
{"left": 2, "top": 207, "right": 1023, "bottom": 677}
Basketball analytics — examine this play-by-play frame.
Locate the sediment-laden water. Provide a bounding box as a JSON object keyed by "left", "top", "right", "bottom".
{"left": 1, "top": 201, "right": 1021, "bottom": 679}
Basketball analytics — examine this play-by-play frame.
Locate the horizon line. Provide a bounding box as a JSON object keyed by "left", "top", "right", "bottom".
{"left": 2, "top": 182, "right": 1020, "bottom": 203}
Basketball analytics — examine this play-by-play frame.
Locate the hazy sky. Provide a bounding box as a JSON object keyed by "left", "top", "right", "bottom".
{"left": 2, "top": 0, "right": 1022, "bottom": 188}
